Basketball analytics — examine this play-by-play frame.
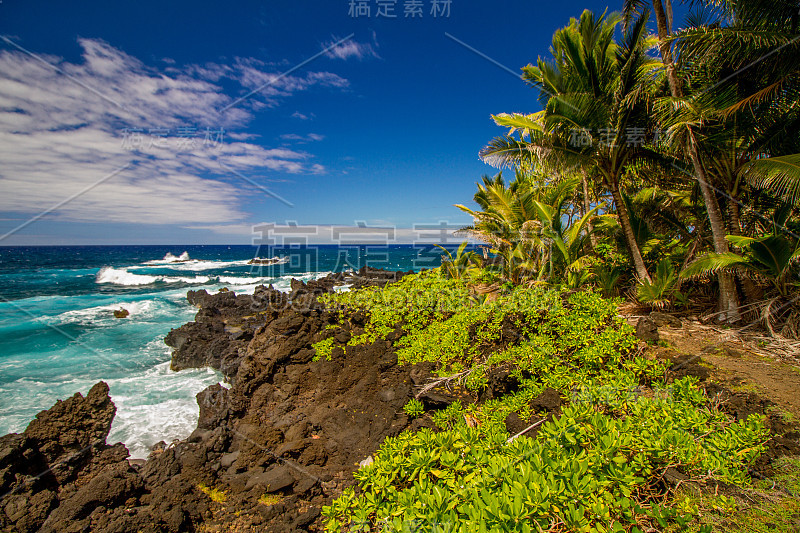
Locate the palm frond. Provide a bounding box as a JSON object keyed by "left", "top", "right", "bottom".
{"left": 745, "top": 154, "right": 800, "bottom": 206}
{"left": 491, "top": 112, "right": 544, "bottom": 140}
{"left": 680, "top": 252, "right": 749, "bottom": 279}
{"left": 480, "top": 136, "right": 535, "bottom": 169}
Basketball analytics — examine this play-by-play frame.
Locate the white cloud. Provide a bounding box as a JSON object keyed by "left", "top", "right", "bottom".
{"left": 0, "top": 38, "right": 345, "bottom": 229}
{"left": 227, "top": 131, "right": 259, "bottom": 140}
{"left": 322, "top": 36, "right": 379, "bottom": 61}
{"left": 291, "top": 111, "right": 314, "bottom": 120}
{"left": 280, "top": 133, "right": 325, "bottom": 143}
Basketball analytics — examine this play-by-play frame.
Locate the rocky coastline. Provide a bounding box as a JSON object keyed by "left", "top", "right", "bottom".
{"left": 2, "top": 267, "right": 798, "bottom": 532}
{"left": 0, "top": 268, "right": 445, "bottom": 532}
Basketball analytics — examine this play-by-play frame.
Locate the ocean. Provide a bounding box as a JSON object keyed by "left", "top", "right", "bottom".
{"left": 0, "top": 244, "right": 444, "bottom": 458}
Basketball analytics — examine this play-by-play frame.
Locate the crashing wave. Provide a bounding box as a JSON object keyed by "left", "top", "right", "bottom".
{"left": 134, "top": 259, "right": 252, "bottom": 271}
{"left": 96, "top": 267, "right": 210, "bottom": 286}
{"left": 143, "top": 252, "right": 191, "bottom": 265}
{"left": 164, "top": 252, "right": 190, "bottom": 262}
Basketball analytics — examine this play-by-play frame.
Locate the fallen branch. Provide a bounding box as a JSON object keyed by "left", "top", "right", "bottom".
{"left": 506, "top": 418, "right": 546, "bottom": 444}
{"left": 414, "top": 364, "right": 489, "bottom": 399}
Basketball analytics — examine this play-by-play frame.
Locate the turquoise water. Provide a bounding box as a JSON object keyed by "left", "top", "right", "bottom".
{"left": 0, "top": 245, "right": 442, "bottom": 458}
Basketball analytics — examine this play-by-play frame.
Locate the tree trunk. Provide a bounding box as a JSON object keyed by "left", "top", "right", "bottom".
{"left": 608, "top": 177, "right": 651, "bottom": 282}
{"left": 728, "top": 199, "right": 762, "bottom": 304}
{"left": 728, "top": 199, "right": 743, "bottom": 235}
{"left": 581, "top": 172, "right": 598, "bottom": 249}
{"left": 652, "top": 0, "right": 682, "bottom": 98}
{"left": 653, "top": 0, "right": 741, "bottom": 322}
{"left": 687, "top": 135, "right": 742, "bottom": 322}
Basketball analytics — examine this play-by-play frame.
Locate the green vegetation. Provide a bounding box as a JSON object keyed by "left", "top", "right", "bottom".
{"left": 317, "top": 270, "right": 770, "bottom": 532}
{"left": 313, "top": 2, "right": 800, "bottom": 530}
{"left": 314, "top": 270, "right": 662, "bottom": 396}
{"left": 403, "top": 399, "right": 425, "bottom": 419}
{"left": 325, "top": 398, "right": 765, "bottom": 533}
{"left": 197, "top": 483, "right": 227, "bottom": 504}
{"left": 313, "top": 336, "right": 335, "bottom": 362}
{"left": 258, "top": 493, "right": 283, "bottom": 506}
{"left": 665, "top": 456, "right": 800, "bottom": 533}
{"left": 464, "top": 0, "right": 800, "bottom": 332}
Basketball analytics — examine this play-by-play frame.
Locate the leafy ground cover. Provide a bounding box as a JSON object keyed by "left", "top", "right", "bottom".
{"left": 312, "top": 269, "right": 772, "bottom": 532}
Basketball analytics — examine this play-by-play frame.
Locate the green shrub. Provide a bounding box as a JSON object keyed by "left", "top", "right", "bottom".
{"left": 403, "top": 399, "right": 425, "bottom": 418}
{"left": 314, "top": 268, "right": 768, "bottom": 532}
{"left": 197, "top": 483, "right": 227, "bottom": 504}
{"left": 312, "top": 336, "right": 335, "bottom": 362}
{"left": 323, "top": 380, "right": 767, "bottom": 532}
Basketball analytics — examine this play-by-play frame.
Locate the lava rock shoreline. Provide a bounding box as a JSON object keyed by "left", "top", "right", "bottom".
{"left": 3, "top": 268, "right": 797, "bottom": 531}
{"left": 0, "top": 267, "right": 453, "bottom": 533}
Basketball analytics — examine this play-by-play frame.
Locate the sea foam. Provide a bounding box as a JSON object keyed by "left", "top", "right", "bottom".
{"left": 136, "top": 258, "right": 252, "bottom": 271}
{"left": 107, "top": 360, "right": 222, "bottom": 459}
{"left": 50, "top": 300, "right": 158, "bottom": 325}
{"left": 96, "top": 267, "right": 210, "bottom": 286}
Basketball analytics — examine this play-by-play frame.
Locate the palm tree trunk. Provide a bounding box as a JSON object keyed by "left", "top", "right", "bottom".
{"left": 608, "top": 177, "right": 651, "bottom": 282}
{"left": 652, "top": 0, "right": 742, "bottom": 322}
{"left": 728, "top": 199, "right": 743, "bottom": 235}
{"left": 687, "top": 136, "right": 742, "bottom": 322}
{"left": 727, "top": 198, "right": 762, "bottom": 304}
{"left": 581, "top": 172, "right": 598, "bottom": 249}
{"left": 652, "top": 0, "right": 682, "bottom": 97}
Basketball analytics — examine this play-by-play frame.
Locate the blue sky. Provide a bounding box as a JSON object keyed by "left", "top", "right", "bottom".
{"left": 0, "top": 0, "right": 688, "bottom": 245}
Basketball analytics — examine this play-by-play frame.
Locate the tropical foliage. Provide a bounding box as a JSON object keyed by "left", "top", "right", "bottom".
{"left": 456, "top": 0, "right": 800, "bottom": 332}
{"left": 316, "top": 2, "right": 798, "bottom": 530}
{"left": 318, "top": 271, "right": 767, "bottom": 532}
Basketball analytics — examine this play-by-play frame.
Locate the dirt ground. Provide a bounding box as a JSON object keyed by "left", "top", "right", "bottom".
{"left": 627, "top": 314, "right": 800, "bottom": 420}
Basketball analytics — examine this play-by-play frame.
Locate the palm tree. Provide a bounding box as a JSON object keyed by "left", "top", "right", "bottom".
{"left": 481, "top": 10, "right": 662, "bottom": 282}
{"left": 624, "top": 0, "right": 800, "bottom": 321}
{"left": 535, "top": 202, "right": 602, "bottom": 288}
{"left": 682, "top": 231, "right": 800, "bottom": 335}
{"left": 455, "top": 172, "right": 601, "bottom": 286}
{"left": 664, "top": 0, "right": 800, "bottom": 318}
{"left": 454, "top": 171, "right": 539, "bottom": 252}
{"left": 682, "top": 233, "right": 800, "bottom": 298}
{"left": 671, "top": 0, "right": 800, "bottom": 209}
{"left": 624, "top": 0, "right": 745, "bottom": 322}
{"left": 436, "top": 241, "right": 482, "bottom": 280}
{"left": 455, "top": 171, "right": 547, "bottom": 283}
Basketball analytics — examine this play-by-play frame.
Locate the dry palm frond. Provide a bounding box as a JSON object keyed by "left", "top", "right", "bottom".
{"left": 455, "top": 227, "right": 509, "bottom": 250}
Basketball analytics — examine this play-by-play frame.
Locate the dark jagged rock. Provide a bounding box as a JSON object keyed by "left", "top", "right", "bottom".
{"left": 38, "top": 463, "right": 143, "bottom": 533}
{"left": 504, "top": 387, "right": 562, "bottom": 438}
{"left": 166, "top": 288, "right": 277, "bottom": 380}
{"left": 196, "top": 384, "right": 229, "bottom": 430}
{"left": 529, "top": 387, "right": 562, "bottom": 412}
{"left": 0, "top": 382, "right": 134, "bottom": 532}
{"left": 23, "top": 382, "right": 117, "bottom": 475}
{"left": 479, "top": 367, "right": 521, "bottom": 401}
{"left": 348, "top": 266, "right": 413, "bottom": 290}
{"left": 166, "top": 269, "right": 411, "bottom": 383}
{"left": 504, "top": 412, "right": 535, "bottom": 436}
